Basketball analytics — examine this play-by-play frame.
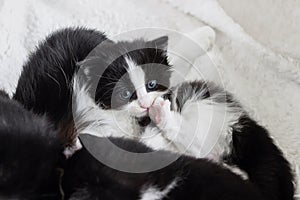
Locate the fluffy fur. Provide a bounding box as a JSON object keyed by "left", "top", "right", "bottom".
{"left": 0, "top": 89, "right": 266, "bottom": 200}
{"left": 13, "top": 27, "right": 108, "bottom": 147}
{"left": 62, "top": 135, "right": 265, "bottom": 200}
{"left": 13, "top": 27, "right": 171, "bottom": 146}
{"left": 12, "top": 27, "right": 294, "bottom": 199}
{"left": 0, "top": 91, "right": 63, "bottom": 199}
{"left": 147, "top": 81, "right": 295, "bottom": 200}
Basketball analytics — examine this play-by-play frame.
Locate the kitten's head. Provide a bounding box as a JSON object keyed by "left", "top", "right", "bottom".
{"left": 83, "top": 36, "right": 171, "bottom": 119}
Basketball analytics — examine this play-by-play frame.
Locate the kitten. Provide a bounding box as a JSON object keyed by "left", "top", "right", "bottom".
{"left": 0, "top": 89, "right": 265, "bottom": 200}
{"left": 68, "top": 28, "right": 295, "bottom": 199}
{"left": 145, "top": 80, "right": 295, "bottom": 200}
{"left": 14, "top": 27, "right": 294, "bottom": 199}
{"left": 13, "top": 27, "right": 171, "bottom": 150}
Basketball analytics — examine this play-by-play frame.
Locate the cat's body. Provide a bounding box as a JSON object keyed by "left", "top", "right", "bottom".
{"left": 144, "top": 80, "right": 295, "bottom": 200}
{"left": 13, "top": 27, "right": 294, "bottom": 199}
{"left": 63, "top": 135, "right": 265, "bottom": 200}
{"left": 0, "top": 89, "right": 265, "bottom": 200}
{"left": 0, "top": 91, "right": 63, "bottom": 200}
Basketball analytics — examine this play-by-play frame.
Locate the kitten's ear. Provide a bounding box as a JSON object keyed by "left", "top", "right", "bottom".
{"left": 148, "top": 36, "right": 168, "bottom": 51}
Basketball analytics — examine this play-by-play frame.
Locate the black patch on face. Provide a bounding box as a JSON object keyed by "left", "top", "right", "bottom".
{"left": 92, "top": 37, "right": 171, "bottom": 109}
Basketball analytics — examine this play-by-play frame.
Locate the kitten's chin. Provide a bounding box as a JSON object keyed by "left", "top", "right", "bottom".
{"left": 134, "top": 109, "right": 151, "bottom": 126}
{"left": 137, "top": 116, "right": 151, "bottom": 127}
{"left": 134, "top": 109, "right": 148, "bottom": 118}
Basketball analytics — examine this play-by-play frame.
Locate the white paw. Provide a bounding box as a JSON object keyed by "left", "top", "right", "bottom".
{"left": 188, "top": 26, "right": 216, "bottom": 52}
{"left": 63, "top": 138, "right": 83, "bottom": 159}
{"left": 149, "top": 97, "right": 171, "bottom": 128}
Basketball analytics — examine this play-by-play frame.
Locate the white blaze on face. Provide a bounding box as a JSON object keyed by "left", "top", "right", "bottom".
{"left": 125, "top": 57, "right": 153, "bottom": 108}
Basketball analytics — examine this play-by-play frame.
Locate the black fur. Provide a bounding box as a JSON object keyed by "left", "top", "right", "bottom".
{"left": 62, "top": 135, "right": 264, "bottom": 200}
{"left": 13, "top": 27, "right": 171, "bottom": 144}
{"left": 81, "top": 35, "right": 171, "bottom": 109}
{"left": 13, "top": 28, "right": 108, "bottom": 146}
{"left": 171, "top": 81, "right": 295, "bottom": 200}
{"left": 0, "top": 91, "right": 63, "bottom": 199}
{"left": 11, "top": 27, "right": 294, "bottom": 199}
{"left": 14, "top": 27, "right": 107, "bottom": 128}
{"left": 229, "top": 115, "right": 295, "bottom": 200}
{"left": 0, "top": 91, "right": 265, "bottom": 200}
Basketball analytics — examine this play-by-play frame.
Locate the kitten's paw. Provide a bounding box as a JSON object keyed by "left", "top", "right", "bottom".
{"left": 149, "top": 97, "right": 171, "bottom": 128}
{"left": 188, "top": 26, "right": 216, "bottom": 52}
{"left": 63, "top": 138, "right": 83, "bottom": 159}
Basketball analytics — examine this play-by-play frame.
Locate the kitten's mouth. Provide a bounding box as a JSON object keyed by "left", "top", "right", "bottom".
{"left": 137, "top": 116, "right": 151, "bottom": 127}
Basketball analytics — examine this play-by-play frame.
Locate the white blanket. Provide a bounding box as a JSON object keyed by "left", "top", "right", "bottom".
{"left": 0, "top": 0, "right": 299, "bottom": 197}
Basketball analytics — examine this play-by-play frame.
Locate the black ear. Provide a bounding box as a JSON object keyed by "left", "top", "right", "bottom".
{"left": 148, "top": 36, "right": 168, "bottom": 51}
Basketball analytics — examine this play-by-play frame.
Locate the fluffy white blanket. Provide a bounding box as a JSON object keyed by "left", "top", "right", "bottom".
{"left": 0, "top": 0, "right": 299, "bottom": 197}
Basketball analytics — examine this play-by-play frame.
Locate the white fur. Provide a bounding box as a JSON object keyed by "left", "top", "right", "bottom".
{"left": 123, "top": 57, "right": 167, "bottom": 118}
{"left": 72, "top": 75, "right": 141, "bottom": 139}
{"left": 144, "top": 96, "right": 242, "bottom": 161}
{"left": 223, "top": 163, "right": 249, "bottom": 180}
{"left": 140, "top": 179, "right": 178, "bottom": 200}
{"left": 126, "top": 57, "right": 151, "bottom": 108}
{"left": 63, "top": 138, "right": 83, "bottom": 158}
{"left": 72, "top": 30, "right": 239, "bottom": 163}
{"left": 166, "top": 1, "right": 300, "bottom": 196}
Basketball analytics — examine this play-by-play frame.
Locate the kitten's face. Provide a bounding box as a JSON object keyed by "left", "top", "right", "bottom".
{"left": 93, "top": 36, "right": 171, "bottom": 119}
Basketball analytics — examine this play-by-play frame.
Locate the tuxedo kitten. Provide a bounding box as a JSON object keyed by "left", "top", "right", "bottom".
{"left": 141, "top": 80, "right": 295, "bottom": 200}
{"left": 72, "top": 76, "right": 295, "bottom": 200}
{"left": 13, "top": 27, "right": 170, "bottom": 151}
{"left": 0, "top": 90, "right": 63, "bottom": 200}
{"left": 62, "top": 134, "right": 264, "bottom": 200}
{"left": 1, "top": 89, "right": 265, "bottom": 200}
{"left": 13, "top": 27, "right": 294, "bottom": 199}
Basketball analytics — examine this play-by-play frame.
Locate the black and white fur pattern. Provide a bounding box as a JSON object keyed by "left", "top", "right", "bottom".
{"left": 13, "top": 27, "right": 171, "bottom": 147}
{"left": 73, "top": 71, "right": 295, "bottom": 200}
{"left": 62, "top": 135, "right": 265, "bottom": 200}
{"left": 13, "top": 27, "right": 294, "bottom": 199}
{"left": 0, "top": 89, "right": 266, "bottom": 200}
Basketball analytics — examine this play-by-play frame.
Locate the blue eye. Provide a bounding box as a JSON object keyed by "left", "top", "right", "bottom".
{"left": 147, "top": 80, "right": 157, "bottom": 90}
{"left": 120, "top": 90, "right": 131, "bottom": 100}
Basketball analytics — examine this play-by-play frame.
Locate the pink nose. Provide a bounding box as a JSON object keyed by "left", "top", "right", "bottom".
{"left": 140, "top": 104, "right": 149, "bottom": 109}
{"left": 139, "top": 99, "right": 152, "bottom": 109}
{"left": 139, "top": 96, "right": 154, "bottom": 109}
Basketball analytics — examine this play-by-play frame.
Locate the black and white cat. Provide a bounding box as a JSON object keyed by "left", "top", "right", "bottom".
{"left": 72, "top": 49, "right": 295, "bottom": 200}
{"left": 0, "top": 89, "right": 265, "bottom": 200}
{"left": 13, "top": 27, "right": 294, "bottom": 200}
{"left": 1, "top": 27, "right": 266, "bottom": 200}
{"left": 13, "top": 27, "right": 172, "bottom": 150}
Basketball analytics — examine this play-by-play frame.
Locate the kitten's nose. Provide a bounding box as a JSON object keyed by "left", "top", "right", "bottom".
{"left": 139, "top": 102, "right": 150, "bottom": 109}
{"left": 138, "top": 97, "right": 153, "bottom": 109}
{"left": 140, "top": 104, "right": 148, "bottom": 109}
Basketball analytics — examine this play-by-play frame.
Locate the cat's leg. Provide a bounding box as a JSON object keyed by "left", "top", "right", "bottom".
{"left": 140, "top": 126, "right": 179, "bottom": 152}
{"left": 149, "top": 95, "right": 235, "bottom": 160}
{"left": 63, "top": 138, "right": 83, "bottom": 159}
{"left": 170, "top": 26, "right": 216, "bottom": 85}
{"left": 148, "top": 97, "right": 205, "bottom": 156}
